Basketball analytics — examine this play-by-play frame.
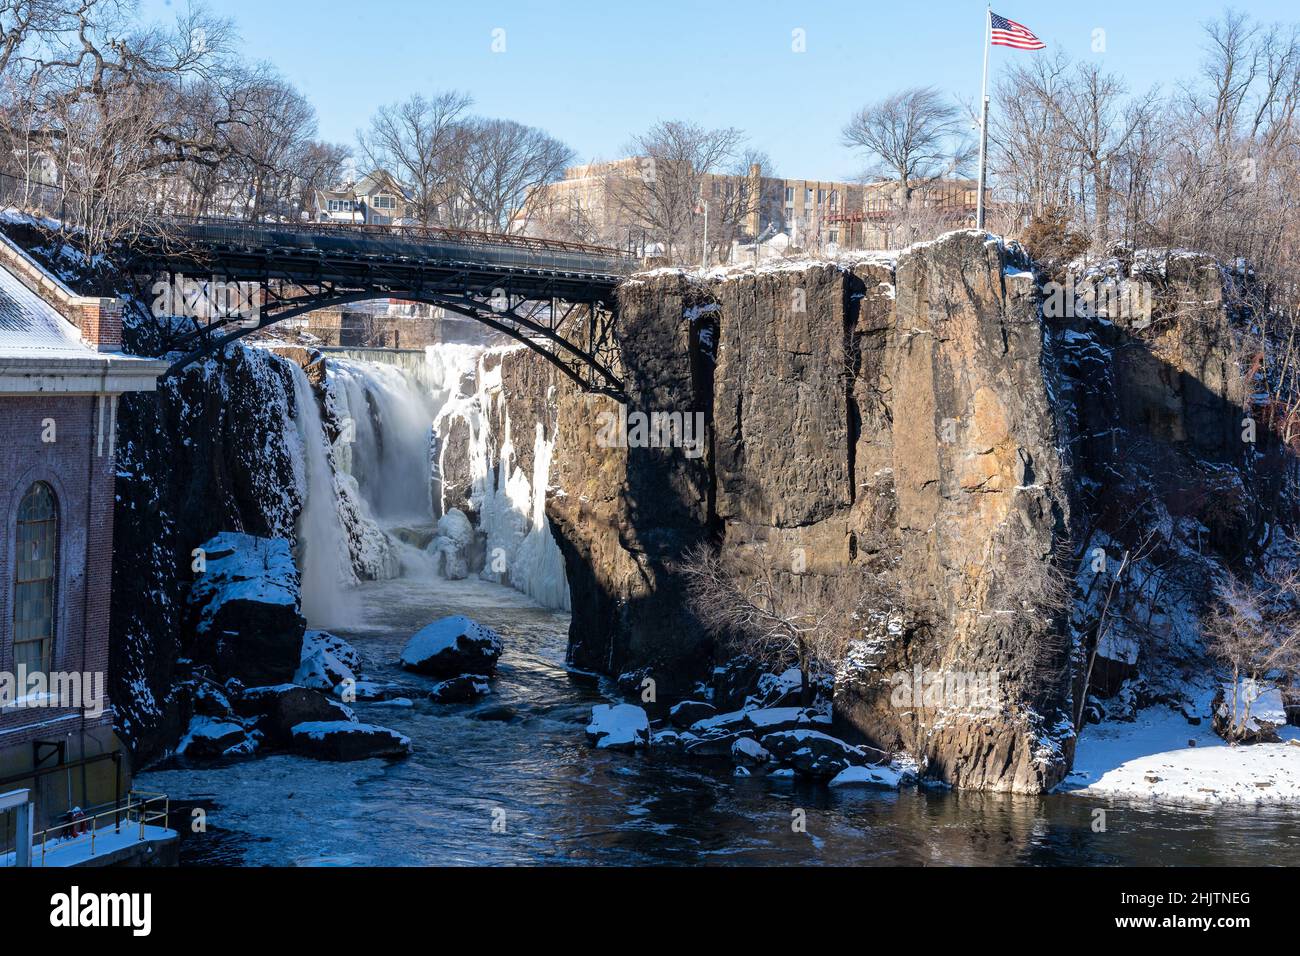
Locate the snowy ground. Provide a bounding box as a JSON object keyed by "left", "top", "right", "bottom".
{"left": 1061, "top": 703, "right": 1300, "bottom": 806}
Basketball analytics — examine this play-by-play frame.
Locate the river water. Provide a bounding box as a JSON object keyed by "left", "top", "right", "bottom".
{"left": 137, "top": 573, "right": 1300, "bottom": 867}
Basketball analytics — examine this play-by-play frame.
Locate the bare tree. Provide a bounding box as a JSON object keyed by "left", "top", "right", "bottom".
{"left": 615, "top": 119, "right": 746, "bottom": 263}
{"left": 1203, "top": 572, "right": 1300, "bottom": 743}
{"left": 843, "top": 86, "right": 974, "bottom": 210}
{"left": 359, "top": 90, "right": 471, "bottom": 226}
{"left": 677, "top": 542, "right": 844, "bottom": 706}
{"left": 449, "top": 117, "right": 573, "bottom": 233}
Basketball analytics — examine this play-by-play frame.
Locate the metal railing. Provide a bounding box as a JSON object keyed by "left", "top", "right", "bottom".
{"left": 157, "top": 214, "right": 636, "bottom": 279}
{"left": 0, "top": 171, "right": 66, "bottom": 222}
{"left": 31, "top": 790, "right": 169, "bottom": 867}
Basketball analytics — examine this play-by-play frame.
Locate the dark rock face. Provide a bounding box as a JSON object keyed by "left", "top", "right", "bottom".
{"left": 288, "top": 722, "right": 411, "bottom": 761}
{"left": 236, "top": 685, "right": 354, "bottom": 745}
{"left": 529, "top": 234, "right": 1079, "bottom": 792}
{"left": 187, "top": 533, "right": 306, "bottom": 687}
{"left": 111, "top": 344, "right": 303, "bottom": 764}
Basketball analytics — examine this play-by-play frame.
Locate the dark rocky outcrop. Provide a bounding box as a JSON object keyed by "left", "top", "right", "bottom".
{"left": 111, "top": 344, "right": 304, "bottom": 764}
{"left": 398, "top": 615, "right": 503, "bottom": 677}
{"left": 288, "top": 722, "right": 412, "bottom": 761}
{"left": 511, "top": 231, "right": 1290, "bottom": 793}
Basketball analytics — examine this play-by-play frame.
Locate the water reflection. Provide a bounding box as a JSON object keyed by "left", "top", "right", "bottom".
{"left": 139, "top": 576, "right": 1300, "bottom": 867}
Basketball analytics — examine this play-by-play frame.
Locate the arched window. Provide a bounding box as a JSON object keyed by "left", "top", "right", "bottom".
{"left": 14, "top": 482, "right": 57, "bottom": 675}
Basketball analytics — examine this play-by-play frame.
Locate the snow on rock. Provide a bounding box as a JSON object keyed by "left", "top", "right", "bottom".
{"left": 288, "top": 721, "right": 412, "bottom": 761}
{"left": 398, "top": 615, "right": 503, "bottom": 677}
{"left": 731, "top": 737, "right": 771, "bottom": 766}
{"left": 188, "top": 532, "right": 306, "bottom": 686}
{"left": 427, "top": 673, "right": 491, "bottom": 703}
{"left": 235, "top": 684, "right": 355, "bottom": 745}
{"left": 294, "top": 629, "right": 363, "bottom": 691}
{"left": 669, "top": 700, "right": 717, "bottom": 728}
{"left": 585, "top": 703, "right": 650, "bottom": 751}
{"left": 829, "top": 763, "right": 910, "bottom": 789}
{"left": 1064, "top": 703, "right": 1300, "bottom": 805}
{"left": 759, "top": 729, "right": 873, "bottom": 779}
{"left": 177, "top": 716, "right": 255, "bottom": 760}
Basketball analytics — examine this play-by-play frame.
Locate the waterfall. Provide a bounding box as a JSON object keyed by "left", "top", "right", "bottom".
{"left": 288, "top": 362, "right": 355, "bottom": 628}
{"left": 280, "top": 340, "right": 571, "bottom": 616}
{"left": 329, "top": 358, "right": 439, "bottom": 522}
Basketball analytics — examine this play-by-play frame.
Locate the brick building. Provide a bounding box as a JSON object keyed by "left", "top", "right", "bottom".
{"left": 519, "top": 158, "right": 979, "bottom": 254}
{"left": 0, "top": 233, "right": 167, "bottom": 837}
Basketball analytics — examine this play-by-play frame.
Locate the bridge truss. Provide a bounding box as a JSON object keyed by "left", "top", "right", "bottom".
{"left": 129, "top": 218, "right": 633, "bottom": 402}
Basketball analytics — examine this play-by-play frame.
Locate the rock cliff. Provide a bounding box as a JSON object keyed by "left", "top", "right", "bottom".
{"left": 514, "top": 230, "right": 1286, "bottom": 793}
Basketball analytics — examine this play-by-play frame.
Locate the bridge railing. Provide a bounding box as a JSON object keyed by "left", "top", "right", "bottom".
{"left": 163, "top": 215, "right": 637, "bottom": 277}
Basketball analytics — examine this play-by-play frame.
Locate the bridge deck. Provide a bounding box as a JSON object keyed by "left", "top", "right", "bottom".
{"left": 146, "top": 217, "right": 633, "bottom": 302}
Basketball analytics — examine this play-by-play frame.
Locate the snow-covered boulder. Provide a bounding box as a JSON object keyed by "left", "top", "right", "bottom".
{"left": 236, "top": 684, "right": 355, "bottom": 744}
{"left": 177, "top": 716, "right": 255, "bottom": 760}
{"left": 650, "top": 728, "right": 695, "bottom": 751}
{"left": 294, "top": 630, "right": 362, "bottom": 691}
{"left": 731, "top": 737, "right": 771, "bottom": 767}
{"left": 288, "top": 721, "right": 411, "bottom": 761}
{"left": 759, "top": 729, "right": 872, "bottom": 779}
{"left": 428, "top": 674, "right": 491, "bottom": 703}
{"left": 585, "top": 703, "right": 650, "bottom": 750}
{"left": 399, "top": 615, "right": 503, "bottom": 677}
{"left": 188, "top": 532, "right": 305, "bottom": 686}
{"left": 828, "top": 764, "right": 909, "bottom": 789}
{"left": 669, "top": 700, "right": 716, "bottom": 728}
{"left": 755, "top": 667, "right": 804, "bottom": 707}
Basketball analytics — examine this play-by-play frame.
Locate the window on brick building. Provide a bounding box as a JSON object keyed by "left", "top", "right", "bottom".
{"left": 14, "top": 481, "right": 57, "bottom": 675}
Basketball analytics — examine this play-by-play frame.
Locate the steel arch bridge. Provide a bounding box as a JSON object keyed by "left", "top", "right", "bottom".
{"left": 128, "top": 217, "right": 636, "bottom": 401}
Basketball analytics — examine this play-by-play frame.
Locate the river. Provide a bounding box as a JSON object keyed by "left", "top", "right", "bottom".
{"left": 136, "top": 573, "right": 1300, "bottom": 867}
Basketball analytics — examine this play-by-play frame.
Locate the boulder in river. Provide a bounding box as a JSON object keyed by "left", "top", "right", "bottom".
{"left": 294, "top": 630, "right": 362, "bottom": 691}
{"left": 176, "top": 716, "right": 256, "bottom": 760}
{"left": 289, "top": 721, "right": 412, "bottom": 761}
{"left": 399, "top": 615, "right": 503, "bottom": 677}
{"left": 428, "top": 674, "right": 491, "bottom": 703}
{"left": 759, "top": 729, "right": 873, "bottom": 779}
{"left": 237, "top": 684, "right": 355, "bottom": 745}
{"left": 585, "top": 703, "right": 650, "bottom": 751}
{"left": 188, "top": 532, "right": 305, "bottom": 686}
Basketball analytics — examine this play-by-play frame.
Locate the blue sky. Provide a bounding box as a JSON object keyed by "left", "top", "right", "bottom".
{"left": 144, "top": 0, "right": 1296, "bottom": 182}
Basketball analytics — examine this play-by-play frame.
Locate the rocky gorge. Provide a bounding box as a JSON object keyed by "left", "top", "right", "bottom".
{"left": 101, "top": 228, "right": 1297, "bottom": 797}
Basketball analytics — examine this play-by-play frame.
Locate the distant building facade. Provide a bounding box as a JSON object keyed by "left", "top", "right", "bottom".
{"left": 314, "top": 170, "right": 413, "bottom": 226}
{"left": 520, "top": 158, "right": 979, "bottom": 254}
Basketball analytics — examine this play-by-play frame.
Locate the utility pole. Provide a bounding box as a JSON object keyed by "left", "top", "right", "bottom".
{"left": 975, "top": 5, "right": 991, "bottom": 231}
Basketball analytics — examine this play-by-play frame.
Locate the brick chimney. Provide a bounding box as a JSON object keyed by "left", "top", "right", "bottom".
{"left": 75, "top": 296, "right": 124, "bottom": 351}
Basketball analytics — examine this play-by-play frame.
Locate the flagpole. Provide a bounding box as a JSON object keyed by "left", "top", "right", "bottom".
{"left": 976, "top": 5, "right": 991, "bottom": 231}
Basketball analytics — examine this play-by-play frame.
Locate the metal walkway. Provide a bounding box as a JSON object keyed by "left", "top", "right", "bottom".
{"left": 129, "top": 217, "right": 636, "bottom": 400}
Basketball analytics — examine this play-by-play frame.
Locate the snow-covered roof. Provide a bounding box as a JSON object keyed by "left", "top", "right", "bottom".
{"left": 0, "top": 251, "right": 169, "bottom": 394}
{"left": 0, "top": 259, "right": 100, "bottom": 359}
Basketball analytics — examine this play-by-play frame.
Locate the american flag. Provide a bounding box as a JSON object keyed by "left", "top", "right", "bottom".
{"left": 990, "top": 13, "right": 1046, "bottom": 50}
